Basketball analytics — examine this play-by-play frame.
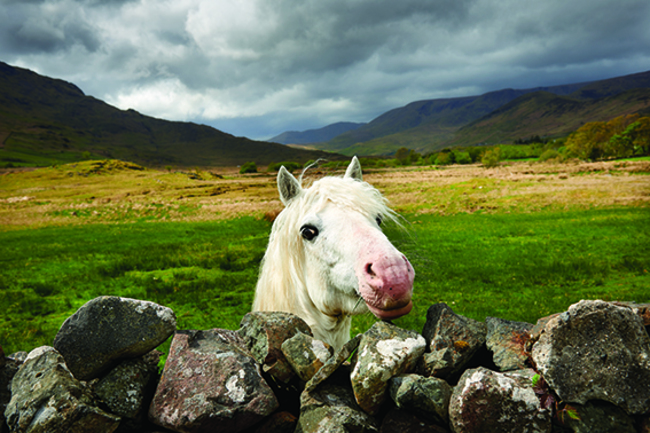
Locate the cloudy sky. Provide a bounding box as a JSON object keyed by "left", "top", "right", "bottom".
{"left": 1, "top": 0, "right": 649, "bottom": 140}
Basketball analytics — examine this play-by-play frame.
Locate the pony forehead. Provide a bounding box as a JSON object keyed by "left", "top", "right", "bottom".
{"left": 298, "top": 176, "right": 391, "bottom": 216}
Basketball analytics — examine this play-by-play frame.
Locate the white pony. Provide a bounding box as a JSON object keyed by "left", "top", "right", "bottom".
{"left": 253, "top": 157, "right": 414, "bottom": 350}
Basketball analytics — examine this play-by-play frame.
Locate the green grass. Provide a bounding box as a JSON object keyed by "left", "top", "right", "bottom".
{"left": 1, "top": 208, "right": 649, "bottom": 357}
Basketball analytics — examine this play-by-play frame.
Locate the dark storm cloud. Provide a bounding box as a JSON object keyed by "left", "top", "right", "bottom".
{"left": 1, "top": 0, "right": 649, "bottom": 139}
{"left": 0, "top": 1, "right": 101, "bottom": 54}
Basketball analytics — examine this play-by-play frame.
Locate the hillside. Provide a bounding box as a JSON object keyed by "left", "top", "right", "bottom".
{"left": 315, "top": 70, "right": 650, "bottom": 156}
{"left": 450, "top": 88, "right": 650, "bottom": 146}
{"left": 269, "top": 121, "right": 365, "bottom": 145}
{"left": 0, "top": 62, "right": 336, "bottom": 168}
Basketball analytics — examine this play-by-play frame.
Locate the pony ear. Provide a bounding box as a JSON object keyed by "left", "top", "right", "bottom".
{"left": 344, "top": 156, "right": 363, "bottom": 181}
{"left": 277, "top": 166, "right": 302, "bottom": 205}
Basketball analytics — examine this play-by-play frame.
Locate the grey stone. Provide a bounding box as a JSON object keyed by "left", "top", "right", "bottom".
{"left": 448, "top": 367, "right": 552, "bottom": 433}
{"left": 94, "top": 350, "right": 161, "bottom": 419}
{"left": 149, "top": 329, "right": 278, "bottom": 433}
{"left": 380, "top": 408, "right": 451, "bottom": 433}
{"left": 305, "top": 334, "right": 361, "bottom": 393}
{"left": 350, "top": 321, "right": 426, "bottom": 416}
{"left": 388, "top": 373, "right": 452, "bottom": 424}
{"left": 4, "top": 346, "right": 120, "bottom": 433}
{"left": 53, "top": 296, "right": 176, "bottom": 380}
{"left": 253, "top": 411, "right": 297, "bottom": 433}
{"left": 7, "top": 352, "right": 27, "bottom": 363}
{"left": 418, "top": 303, "right": 486, "bottom": 379}
{"left": 486, "top": 316, "right": 533, "bottom": 371}
{"left": 296, "top": 382, "right": 378, "bottom": 433}
{"left": 281, "top": 332, "right": 334, "bottom": 382}
{"left": 1, "top": 358, "right": 20, "bottom": 432}
{"left": 558, "top": 401, "right": 636, "bottom": 433}
{"left": 238, "top": 311, "right": 312, "bottom": 384}
{"left": 531, "top": 300, "right": 650, "bottom": 414}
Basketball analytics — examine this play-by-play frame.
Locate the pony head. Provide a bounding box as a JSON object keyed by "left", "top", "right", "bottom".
{"left": 253, "top": 157, "right": 414, "bottom": 348}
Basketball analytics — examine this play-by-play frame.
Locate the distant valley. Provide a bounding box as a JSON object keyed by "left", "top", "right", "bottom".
{"left": 278, "top": 70, "right": 650, "bottom": 156}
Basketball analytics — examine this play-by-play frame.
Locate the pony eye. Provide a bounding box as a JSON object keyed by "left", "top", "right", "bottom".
{"left": 300, "top": 225, "right": 319, "bottom": 241}
{"left": 376, "top": 215, "right": 383, "bottom": 226}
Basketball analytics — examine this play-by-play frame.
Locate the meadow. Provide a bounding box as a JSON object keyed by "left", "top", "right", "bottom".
{"left": 1, "top": 158, "right": 649, "bottom": 356}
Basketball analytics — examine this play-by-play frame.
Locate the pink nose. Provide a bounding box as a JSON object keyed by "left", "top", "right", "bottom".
{"left": 361, "top": 254, "right": 414, "bottom": 320}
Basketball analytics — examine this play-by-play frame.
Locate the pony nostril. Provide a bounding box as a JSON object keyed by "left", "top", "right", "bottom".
{"left": 366, "top": 263, "right": 376, "bottom": 277}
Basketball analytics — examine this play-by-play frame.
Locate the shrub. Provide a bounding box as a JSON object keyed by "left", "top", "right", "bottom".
{"left": 268, "top": 161, "right": 302, "bottom": 173}
{"left": 239, "top": 162, "right": 257, "bottom": 174}
{"left": 538, "top": 149, "right": 560, "bottom": 162}
{"left": 482, "top": 147, "right": 501, "bottom": 168}
{"left": 455, "top": 151, "right": 472, "bottom": 165}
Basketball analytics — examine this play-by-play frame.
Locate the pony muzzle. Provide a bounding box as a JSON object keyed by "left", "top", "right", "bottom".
{"left": 359, "top": 254, "right": 415, "bottom": 321}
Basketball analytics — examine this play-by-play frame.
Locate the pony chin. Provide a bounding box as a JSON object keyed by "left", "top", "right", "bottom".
{"left": 365, "top": 300, "right": 413, "bottom": 321}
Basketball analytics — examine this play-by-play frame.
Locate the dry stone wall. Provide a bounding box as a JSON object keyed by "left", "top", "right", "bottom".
{"left": 1, "top": 296, "right": 650, "bottom": 433}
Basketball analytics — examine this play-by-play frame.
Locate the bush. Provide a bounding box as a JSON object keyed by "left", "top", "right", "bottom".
{"left": 538, "top": 149, "right": 560, "bottom": 162}
{"left": 482, "top": 147, "right": 501, "bottom": 168}
{"left": 268, "top": 161, "right": 302, "bottom": 173}
{"left": 455, "top": 152, "right": 472, "bottom": 165}
{"left": 239, "top": 162, "right": 257, "bottom": 174}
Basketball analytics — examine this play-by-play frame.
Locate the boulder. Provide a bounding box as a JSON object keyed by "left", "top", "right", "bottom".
{"left": 296, "top": 382, "right": 378, "bottom": 433}
{"left": 485, "top": 317, "right": 532, "bottom": 371}
{"left": 93, "top": 350, "right": 161, "bottom": 420}
{"left": 1, "top": 358, "right": 20, "bottom": 432}
{"left": 304, "top": 334, "right": 361, "bottom": 393}
{"left": 148, "top": 329, "right": 278, "bottom": 433}
{"left": 7, "top": 352, "right": 27, "bottom": 363}
{"left": 4, "top": 346, "right": 120, "bottom": 433}
{"left": 350, "top": 321, "right": 426, "bottom": 416}
{"left": 388, "top": 373, "right": 452, "bottom": 424}
{"left": 253, "top": 411, "right": 298, "bottom": 433}
{"left": 379, "top": 408, "right": 450, "bottom": 433}
{"left": 418, "top": 303, "right": 486, "bottom": 379}
{"left": 558, "top": 401, "right": 636, "bottom": 433}
{"left": 281, "top": 332, "right": 334, "bottom": 382}
{"left": 531, "top": 300, "right": 650, "bottom": 414}
{"left": 53, "top": 296, "right": 176, "bottom": 380}
{"left": 448, "top": 367, "right": 552, "bottom": 433}
{"left": 238, "top": 312, "right": 313, "bottom": 384}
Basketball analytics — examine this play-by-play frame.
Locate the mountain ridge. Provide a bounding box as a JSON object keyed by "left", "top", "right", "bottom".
{"left": 288, "top": 70, "right": 650, "bottom": 156}
{"left": 269, "top": 121, "right": 365, "bottom": 145}
{"left": 0, "top": 61, "right": 337, "bottom": 167}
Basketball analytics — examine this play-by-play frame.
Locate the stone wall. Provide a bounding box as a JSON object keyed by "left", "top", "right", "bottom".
{"left": 1, "top": 296, "right": 649, "bottom": 433}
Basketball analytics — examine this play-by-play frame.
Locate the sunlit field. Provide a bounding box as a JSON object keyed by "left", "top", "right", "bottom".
{"left": 1, "top": 158, "right": 649, "bottom": 356}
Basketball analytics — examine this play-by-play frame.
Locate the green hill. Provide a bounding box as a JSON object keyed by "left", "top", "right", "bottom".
{"left": 0, "top": 62, "right": 337, "bottom": 168}
{"left": 317, "top": 70, "right": 650, "bottom": 156}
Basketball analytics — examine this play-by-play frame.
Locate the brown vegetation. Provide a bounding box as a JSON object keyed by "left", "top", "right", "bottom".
{"left": 1, "top": 159, "right": 649, "bottom": 230}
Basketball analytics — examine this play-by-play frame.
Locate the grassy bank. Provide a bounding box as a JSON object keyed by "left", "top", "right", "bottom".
{"left": 1, "top": 208, "right": 648, "bottom": 355}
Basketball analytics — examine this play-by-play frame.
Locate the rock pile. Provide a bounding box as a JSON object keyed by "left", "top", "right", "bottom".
{"left": 1, "top": 297, "right": 649, "bottom": 433}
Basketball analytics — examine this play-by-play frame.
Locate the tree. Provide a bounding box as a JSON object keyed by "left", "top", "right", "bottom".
{"left": 565, "top": 122, "right": 609, "bottom": 160}
{"left": 468, "top": 147, "right": 483, "bottom": 163}
{"left": 566, "top": 114, "right": 641, "bottom": 160}
{"left": 607, "top": 117, "right": 650, "bottom": 157}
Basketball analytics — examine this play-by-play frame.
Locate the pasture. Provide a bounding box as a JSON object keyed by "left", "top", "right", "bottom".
{"left": 1, "top": 158, "right": 649, "bottom": 356}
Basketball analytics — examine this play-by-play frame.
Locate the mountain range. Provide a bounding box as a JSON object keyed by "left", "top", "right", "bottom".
{"left": 269, "top": 122, "right": 365, "bottom": 145}
{"left": 0, "top": 62, "right": 335, "bottom": 168}
{"left": 282, "top": 70, "right": 650, "bottom": 156}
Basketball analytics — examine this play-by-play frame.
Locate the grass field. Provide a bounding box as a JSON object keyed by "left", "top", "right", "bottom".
{"left": 1, "top": 158, "right": 649, "bottom": 356}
